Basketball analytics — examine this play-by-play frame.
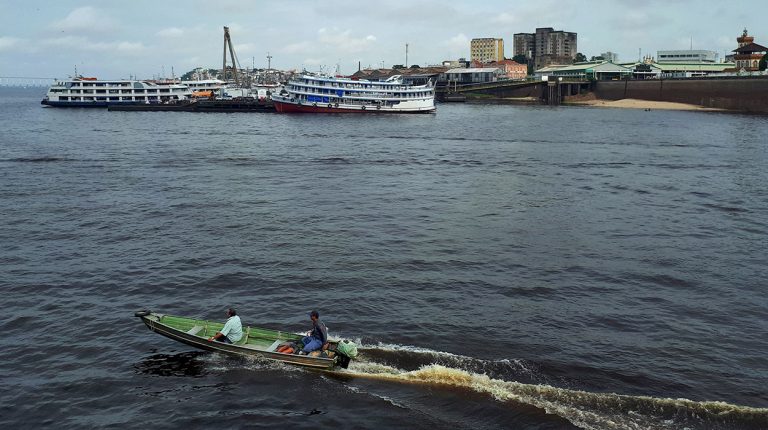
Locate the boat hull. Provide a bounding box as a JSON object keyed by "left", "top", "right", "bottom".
{"left": 137, "top": 312, "right": 338, "bottom": 370}
{"left": 41, "top": 100, "right": 144, "bottom": 108}
{"left": 107, "top": 99, "right": 275, "bottom": 112}
{"left": 108, "top": 102, "right": 196, "bottom": 112}
{"left": 273, "top": 99, "right": 434, "bottom": 114}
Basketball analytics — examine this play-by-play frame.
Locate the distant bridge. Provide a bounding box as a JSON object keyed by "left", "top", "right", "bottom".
{"left": 0, "top": 76, "right": 57, "bottom": 87}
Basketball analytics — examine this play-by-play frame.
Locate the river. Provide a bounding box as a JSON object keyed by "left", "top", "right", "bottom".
{"left": 1, "top": 87, "right": 767, "bottom": 429}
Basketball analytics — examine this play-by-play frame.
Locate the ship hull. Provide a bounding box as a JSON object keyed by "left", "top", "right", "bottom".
{"left": 273, "top": 99, "right": 434, "bottom": 114}
{"left": 41, "top": 100, "right": 143, "bottom": 108}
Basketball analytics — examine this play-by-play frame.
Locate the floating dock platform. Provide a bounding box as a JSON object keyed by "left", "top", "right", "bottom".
{"left": 108, "top": 99, "right": 275, "bottom": 113}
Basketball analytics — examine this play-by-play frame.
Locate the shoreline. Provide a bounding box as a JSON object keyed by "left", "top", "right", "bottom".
{"left": 457, "top": 96, "right": 727, "bottom": 112}
{"left": 563, "top": 98, "right": 726, "bottom": 112}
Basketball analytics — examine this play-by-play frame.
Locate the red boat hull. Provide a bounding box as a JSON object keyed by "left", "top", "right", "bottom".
{"left": 272, "top": 100, "right": 433, "bottom": 114}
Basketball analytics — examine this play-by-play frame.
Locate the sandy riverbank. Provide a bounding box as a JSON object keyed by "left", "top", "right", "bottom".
{"left": 566, "top": 98, "right": 725, "bottom": 112}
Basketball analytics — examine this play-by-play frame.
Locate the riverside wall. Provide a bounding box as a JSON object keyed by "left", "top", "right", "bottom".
{"left": 593, "top": 78, "right": 768, "bottom": 113}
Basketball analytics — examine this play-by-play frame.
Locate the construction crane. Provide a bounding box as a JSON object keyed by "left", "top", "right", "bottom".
{"left": 222, "top": 26, "right": 241, "bottom": 86}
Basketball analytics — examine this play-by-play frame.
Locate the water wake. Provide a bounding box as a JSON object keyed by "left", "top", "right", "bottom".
{"left": 341, "top": 344, "right": 768, "bottom": 430}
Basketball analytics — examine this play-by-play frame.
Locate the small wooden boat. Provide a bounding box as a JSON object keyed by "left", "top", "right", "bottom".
{"left": 134, "top": 310, "right": 355, "bottom": 370}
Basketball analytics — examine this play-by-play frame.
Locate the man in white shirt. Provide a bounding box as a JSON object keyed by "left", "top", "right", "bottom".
{"left": 208, "top": 308, "right": 243, "bottom": 344}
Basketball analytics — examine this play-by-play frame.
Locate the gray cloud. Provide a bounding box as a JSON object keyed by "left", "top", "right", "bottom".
{"left": 0, "top": 0, "right": 765, "bottom": 78}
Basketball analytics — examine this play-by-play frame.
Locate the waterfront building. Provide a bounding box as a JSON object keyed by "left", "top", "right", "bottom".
{"left": 487, "top": 60, "right": 528, "bottom": 80}
{"left": 442, "top": 58, "right": 471, "bottom": 69}
{"left": 513, "top": 33, "right": 534, "bottom": 60}
{"left": 535, "top": 61, "right": 631, "bottom": 81}
{"left": 623, "top": 62, "right": 735, "bottom": 79}
{"left": 514, "top": 28, "right": 577, "bottom": 70}
{"left": 441, "top": 68, "right": 503, "bottom": 84}
{"left": 657, "top": 50, "right": 717, "bottom": 63}
{"left": 657, "top": 63, "right": 735, "bottom": 78}
{"left": 470, "top": 38, "right": 504, "bottom": 63}
{"left": 536, "top": 59, "right": 736, "bottom": 80}
{"left": 349, "top": 66, "right": 448, "bottom": 83}
{"left": 733, "top": 28, "right": 767, "bottom": 71}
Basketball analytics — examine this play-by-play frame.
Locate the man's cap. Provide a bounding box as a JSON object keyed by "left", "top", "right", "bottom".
{"left": 309, "top": 310, "right": 319, "bottom": 318}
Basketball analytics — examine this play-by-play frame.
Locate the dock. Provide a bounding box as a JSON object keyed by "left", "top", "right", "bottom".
{"left": 108, "top": 98, "right": 275, "bottom": 113}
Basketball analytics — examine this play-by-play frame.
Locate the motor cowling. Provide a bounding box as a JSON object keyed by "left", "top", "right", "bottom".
{"left": 335, "top": 339, "right": 358, "bottom": 369}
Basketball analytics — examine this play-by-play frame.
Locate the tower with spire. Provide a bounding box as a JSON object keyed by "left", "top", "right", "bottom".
{"left": 733, "top": 28, "right": 767, "bottom": 71}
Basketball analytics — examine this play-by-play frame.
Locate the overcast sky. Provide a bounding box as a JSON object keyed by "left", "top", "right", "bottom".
{"left": 0, "top": 0, "right": 765, "bottom": 79}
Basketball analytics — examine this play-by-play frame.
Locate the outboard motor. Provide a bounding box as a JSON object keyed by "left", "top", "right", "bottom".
{"left": 335, "top": 339, "right": 358, "bottom": 369}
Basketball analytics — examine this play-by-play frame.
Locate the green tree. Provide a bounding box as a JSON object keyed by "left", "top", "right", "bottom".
{"left": 512, "top": 54, "right": 528, "bottom": 64}
{"left": 760, "top": 53, "right": 767, "bottom": 71}
{"left": 180, "top": 68, "right": 219, "bottom": 80}
{"left": 574, "top": 52, "right": 587, "bottom": 63}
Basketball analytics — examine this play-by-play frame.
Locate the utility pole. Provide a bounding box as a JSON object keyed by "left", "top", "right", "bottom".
{"left": 406, "top": 43, "right": 409, "bottom": 68}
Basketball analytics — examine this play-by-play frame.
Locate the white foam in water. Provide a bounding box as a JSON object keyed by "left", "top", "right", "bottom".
{"left": 201, "top": 352, "right": 302, "bottom": 374}
{"left": 344, "top": 344, "right": 768, "bottom": 430}
{"left": 360, "top": 341, "right": 536, "bottom": 374}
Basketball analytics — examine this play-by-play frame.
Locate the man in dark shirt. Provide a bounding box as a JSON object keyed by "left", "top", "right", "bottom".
{"left": 301, "top": 310, "right": 328, "bottom": 354}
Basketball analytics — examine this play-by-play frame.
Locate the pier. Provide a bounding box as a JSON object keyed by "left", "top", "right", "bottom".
{"left": 437, "top": 79, "right": 591, "bottom": 105}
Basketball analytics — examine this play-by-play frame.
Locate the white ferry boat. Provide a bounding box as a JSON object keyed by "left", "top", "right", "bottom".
{"left": 271, "top": 74, "right": 435, "bottom": 113}
{"left": 41, "top": 77, "right": 191, "bottom": 107}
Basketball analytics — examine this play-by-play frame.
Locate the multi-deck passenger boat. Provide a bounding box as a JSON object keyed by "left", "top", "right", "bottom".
{"left": 271, "top": 74, "right": 435, "bottom": 113}
{"left": 41, "top": 77, "right": 191, "bottom": 107}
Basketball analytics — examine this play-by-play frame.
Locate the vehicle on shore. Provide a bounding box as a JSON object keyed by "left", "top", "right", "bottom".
{"left": 271, "top": 74, "right": 435, "bottom": 113}
{"left": 134, "top": 310, "right": 357, "bottom": 370}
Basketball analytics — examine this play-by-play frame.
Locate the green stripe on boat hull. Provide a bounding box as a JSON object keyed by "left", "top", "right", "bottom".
{"left": 137, "top": 312, "right": 338, "bottom": 370}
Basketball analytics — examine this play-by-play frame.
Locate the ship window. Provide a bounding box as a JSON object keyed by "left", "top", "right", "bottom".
{"left": 60, "top": 97, "right": 69, "bottom": 101}
{"left": 109, "top": 97, "right": 119, "bottom": 101}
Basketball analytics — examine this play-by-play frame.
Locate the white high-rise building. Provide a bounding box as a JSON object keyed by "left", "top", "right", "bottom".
{"left": 657, "top": 50, "right": 717, "bottom": 63}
